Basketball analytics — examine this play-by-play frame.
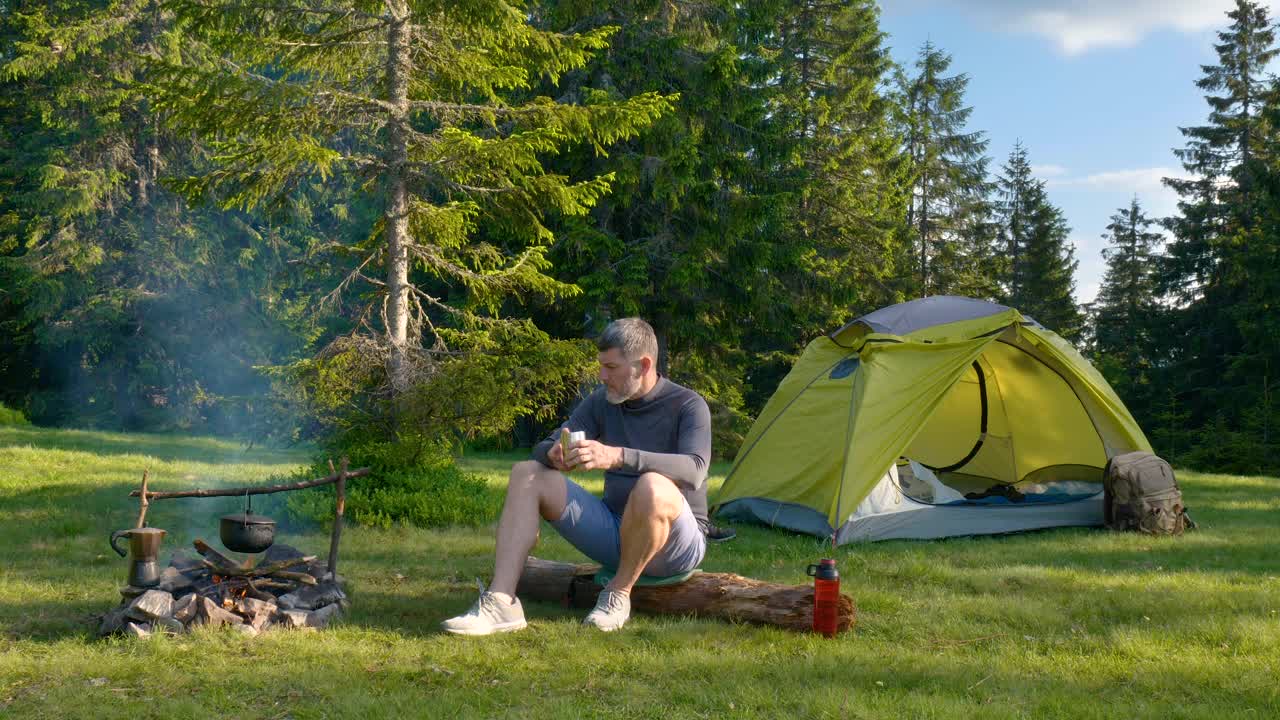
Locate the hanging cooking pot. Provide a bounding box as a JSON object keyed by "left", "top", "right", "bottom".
{"left": 220, "top": 491, "right": 276, "bottom": 554}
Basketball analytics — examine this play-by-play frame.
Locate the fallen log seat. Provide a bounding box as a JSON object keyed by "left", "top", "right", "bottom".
{"left": 515, "top": 557, "right": 856, "bottom": 634}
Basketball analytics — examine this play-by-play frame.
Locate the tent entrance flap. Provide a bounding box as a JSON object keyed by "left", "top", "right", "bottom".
{"left": 920, "top": 360, "right": 988, "bottom": 473}
{"left": 905, "top": 340, "right": 1108, "bottom": 488}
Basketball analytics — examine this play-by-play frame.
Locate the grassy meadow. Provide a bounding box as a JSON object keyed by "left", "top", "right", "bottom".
{"left": 0, "top": 424, "right": 1278, "bottom": 719}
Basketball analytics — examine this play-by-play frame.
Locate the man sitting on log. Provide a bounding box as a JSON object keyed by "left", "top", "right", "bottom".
{"left": 442, "top": 317, "right": 712, "bottom": 634}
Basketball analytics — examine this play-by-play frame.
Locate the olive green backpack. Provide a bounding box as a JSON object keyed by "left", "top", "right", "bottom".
{"left": 1103, "top": 451, "right": 1195, "bottom": 535}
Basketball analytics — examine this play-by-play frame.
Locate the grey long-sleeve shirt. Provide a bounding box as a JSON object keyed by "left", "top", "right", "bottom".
{"left": 532, "top": 376, "right": 712, "bottom": 523}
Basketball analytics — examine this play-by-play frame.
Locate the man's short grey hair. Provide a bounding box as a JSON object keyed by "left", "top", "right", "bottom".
{"left": 596, "top": 317, "right": 658, "bottom": 362}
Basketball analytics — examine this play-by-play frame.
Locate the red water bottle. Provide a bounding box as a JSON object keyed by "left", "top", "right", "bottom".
{"left": 806, "top": 558, "right": 840, "bottom": 637}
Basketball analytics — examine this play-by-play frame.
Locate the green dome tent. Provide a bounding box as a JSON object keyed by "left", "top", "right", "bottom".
{"left": 714, "top": 296, "right": 1151, "bottom": 543}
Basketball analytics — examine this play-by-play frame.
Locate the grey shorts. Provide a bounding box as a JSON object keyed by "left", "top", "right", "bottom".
{"left": 550, "top": 477, "right": 706, "bottom": 577}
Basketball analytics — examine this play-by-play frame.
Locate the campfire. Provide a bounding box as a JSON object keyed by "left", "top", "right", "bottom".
{"left": 100, "top": 540, "right": 347, "bottom": 637}
{"left": 98, "top": 461, "right": 366, "bottom": 639}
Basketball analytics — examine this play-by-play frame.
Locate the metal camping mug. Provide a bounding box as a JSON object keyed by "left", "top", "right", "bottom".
{"left": 560, "top": 429, "right": 585, "bottom": 466}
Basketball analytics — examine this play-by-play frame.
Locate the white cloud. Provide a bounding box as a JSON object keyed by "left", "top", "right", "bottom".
{"left": 1031, "top": 163, "right": 1068, "bottom": 178}
{"left": 1047, "top": 166, "right": 1190, "bottom": 218}
{"left": 1068, "top": 168, "right": 1175, "bottom": 189}
{"left": 886, "top": 0, "right": 1278, "bottom": 54}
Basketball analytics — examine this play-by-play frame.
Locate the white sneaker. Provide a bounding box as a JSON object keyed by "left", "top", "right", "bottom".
{"left": 441, "top": 581, "right": 527, "bottom": 636}
{"left": 582, "top": 589, "right": 631, "bottom": 632}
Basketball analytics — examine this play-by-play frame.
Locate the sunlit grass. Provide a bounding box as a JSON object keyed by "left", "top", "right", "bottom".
{"left": 1, "top": 425, "right": 1277, "bottom": 718}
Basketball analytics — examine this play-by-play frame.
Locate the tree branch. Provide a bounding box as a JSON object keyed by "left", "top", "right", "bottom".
{"left": 320, "top": 249, "right": 381, "bottom": 310}
{"left": 184, "top": 0, "right": 390, "bottom": 23}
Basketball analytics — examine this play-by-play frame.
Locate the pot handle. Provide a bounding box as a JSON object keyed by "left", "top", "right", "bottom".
{"left": 110, "top": 529, "right": 131, "bottom": 557}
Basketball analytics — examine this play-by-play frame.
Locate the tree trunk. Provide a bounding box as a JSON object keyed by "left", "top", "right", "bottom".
{"left": 134, "top": 0, "right": 161, "bottom": 209}
{"left": 654, "top": 322, "right": 669, "bottom": 377}
{"left": 383, "top": 1, "right": 412, "bottom": 393}
{"left": 918, "top": 168, "right": 929, "bottom": 293}
{"left": 516, "top": 557, "right": 856, "bottom": 634}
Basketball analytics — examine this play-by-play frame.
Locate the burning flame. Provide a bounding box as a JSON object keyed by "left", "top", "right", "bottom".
{"left": 208, "top": 571, "right": 251, "bottom": 607}
{"left": 221, "top": 586, "right": 247, "bottom": 608}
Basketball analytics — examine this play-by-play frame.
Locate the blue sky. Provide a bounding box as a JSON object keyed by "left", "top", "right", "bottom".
{"left": 877, "top": 0, "right": 1262, "bottom": 304}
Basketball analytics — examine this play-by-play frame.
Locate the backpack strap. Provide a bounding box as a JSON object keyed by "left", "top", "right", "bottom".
{"left": 1182, "top": 508, "right": 1198, "bottom": 531}
{"left": 1103, "top": 455, "right": 1116, "bottom": 527}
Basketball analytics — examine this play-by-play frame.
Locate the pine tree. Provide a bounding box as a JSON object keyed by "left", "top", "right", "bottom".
{"left": 994, "top": 141, "right": 1035, "bottom": 301}
{"left": 529, "top": 0, "right": 908, "bottom": 443}
{"left": 518, "top": 0, "right": 767, "bottom": 451}
{"left": 1160, "top": 0, "right": 1280, "bottom": 464}
{"left": 149, "top": 0, "right": 673, "bottom": 443}
{"left": 1166, "top": 0, "right": 1277, "bottom": 256}
{"left": 765, "top": 0, "right": 908, "bottom": 327}
{"left": 0, "top": 0, "right": 282, "bottom": 429}
{"left": 989, "top": 144, "right": 1080, "bottom": 337}
{"left": 894, "top": 41, "right": 990, "bottom": 295}
{"left": 1092, "top": 198, "right": 1163, "bottom": 413}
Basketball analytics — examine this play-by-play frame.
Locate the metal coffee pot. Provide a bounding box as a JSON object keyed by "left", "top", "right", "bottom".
{"left": 109, "top": 527, "right": 167, "bottom": 588}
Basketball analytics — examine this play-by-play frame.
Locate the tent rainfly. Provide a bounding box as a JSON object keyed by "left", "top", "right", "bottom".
{"left": 713, "top": 296, "right": 1152, "bottom": 543}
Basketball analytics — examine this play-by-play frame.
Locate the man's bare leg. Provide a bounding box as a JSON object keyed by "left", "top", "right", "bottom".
{"left": 489, "top": 460, "right": 568, "bottom": 598}
{"left": 607, "top": 472, "right": 685, "bottom": 593}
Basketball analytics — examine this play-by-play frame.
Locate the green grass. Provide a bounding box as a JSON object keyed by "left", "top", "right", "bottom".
{"left": 1, "top": 425, "right": 1278, "bottom": 718}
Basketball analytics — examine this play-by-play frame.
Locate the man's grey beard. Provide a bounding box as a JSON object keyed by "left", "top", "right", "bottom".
{"left": 605, "top": 376, "right": 643, "bottom": 405}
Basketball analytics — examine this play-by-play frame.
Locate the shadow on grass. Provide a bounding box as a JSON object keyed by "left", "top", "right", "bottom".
{"left": 0, "top": 598, "right": 106, "bottom": 642}
{"left": 0, "top": 478, "right": 332, "bottom": 552}
{"left": 0, "top": 425, "right": 307, "bottom": 465}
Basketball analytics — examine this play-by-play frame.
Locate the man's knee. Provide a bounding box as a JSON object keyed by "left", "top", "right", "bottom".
{"left": 631, "top": 473, "right": 684, "bottom": 518}
{"left": 508, "top": 460, "right": 559, "bottom": 493}
{"left": 508, "top": 460, "right": 567, "bottom": 518}
{"left": 510, "top": 459, "right": 546, "bottom": 476}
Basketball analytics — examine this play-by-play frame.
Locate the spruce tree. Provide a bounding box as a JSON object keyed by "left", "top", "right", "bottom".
{"left": 149, "top": 0, "right": 673, "bottom": 444}
{"left": 530, "top": 0, "right": 763, "bottom": 380}
{"left": 765, "top": 0, "right": 908, "bottom": 327}
{"left": 517, "top": 0, "right": 770, "bottom": 450}
{"left": 731, "top": 0, "right": 910, "bottom": 420}
{"left": 0, "top": 0, "right": 293, "bottom": 430}
{"left": 1093, "top": 198, "right": 1163, "bottom": 413}
{"left": 1018, "top": 182, "right": 1082, "bottom": 338}
{"left": 1167, "top": 0, "right": 1277, "bottom": 251}
{"left": 894, "top": 41, "right": 990, "bottom": 295}
{"left": 1160, "top": 0, "right": 1280, "bottom": 466}
{"left": 929, "top": 193, "right": 1001, "bottom": 300}
{"left": 530, "top": 0, "right": 908, "bottom": 440}
{"left": 994, "top": 141, "right": 1035, "bottom": 302}
{"left": 991, "top": 144, "right": 1080, "bottom": 337}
